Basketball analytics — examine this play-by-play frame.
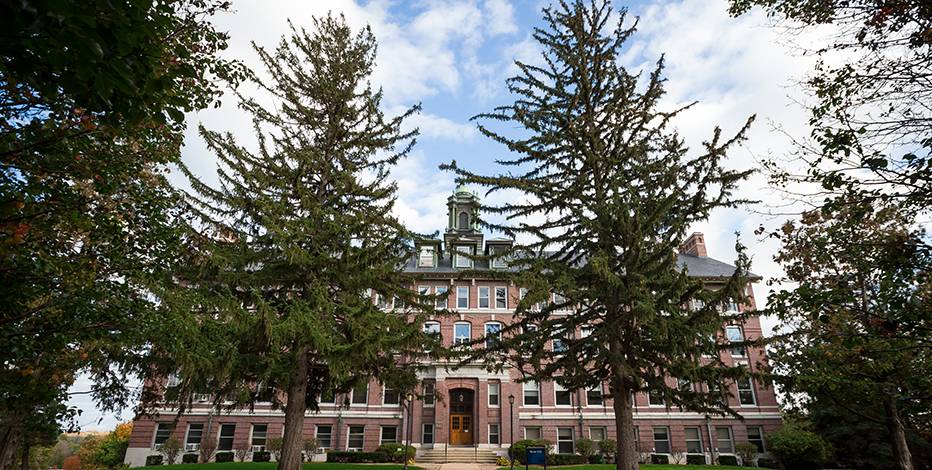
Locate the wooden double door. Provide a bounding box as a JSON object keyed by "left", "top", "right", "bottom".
{"left": 449, "top": 389, "right": 474, "bottom": 445}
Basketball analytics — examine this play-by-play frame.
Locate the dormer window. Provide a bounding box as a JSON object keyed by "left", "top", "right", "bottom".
{"left": 419, "top": 246, "right": 435, "bottom": 267}
{"left": 492, "top": 247, "right": 508, "bottom": 268}
{"left": 455, "top": 246, "right": 472, "bottom": 268}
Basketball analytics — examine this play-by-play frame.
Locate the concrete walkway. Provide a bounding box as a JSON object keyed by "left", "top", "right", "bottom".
{"left": 437, "top": 463, "right": 486, "bottom": 470}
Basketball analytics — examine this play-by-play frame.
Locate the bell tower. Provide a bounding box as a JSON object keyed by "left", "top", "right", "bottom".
{"left": 443, "top": 187, "right": 483, "bottom": 262}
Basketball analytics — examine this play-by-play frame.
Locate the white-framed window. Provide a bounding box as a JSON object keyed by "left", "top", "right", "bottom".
{"left": 351, "top": 382, "right": 368, "bottom": 405}
{"left": 251, "top": 424, "right": 268, "bottom": 452}
{"left": 184, "top": 423, "right": 204, "bottom": 452}
{"left": 218, "top": 424, "right": 235, "bottom": 451}
{"left": 747, "top": 426, "right": 765, "bottom": 453}
{"left": 393, "top": 295, "right": 404, "bottom": 309}
{"left": 677, "top": 378, "right": 694, "bottom": 392}
{"left": 555, "top": 382, "right": 572, "bottom": 406}
{"left": 653, "top": 427, "right": 670, "bottom": 454}
{"left": 488, "top": 383, "right": 500, "bottom": 407}
{"left": 589, "top": 427, "right": 606, "bottom": 441}
{"left": 423, "top": 321, "right": 440, "bottom": 336}
{"left": 418, "top": 285, "right": 430, "bottom": 298}
{"left": 737, "top": 375, "right": 756, "bottom": 405}
{"left": 380, "top": 426, "right": 398, "bottom": 444}
{"left": 152, "top": 423, "right": 172, "bottom": 449}
{"left": 485, "top": 322, "right": 501, "bottom": 348}
{"left": 319, "top": 387, "right": 336, "bottom": 404}
{"left": 454, "top": 322, "right": 471, "bottom": 345}
{"left": 523, "top": 381, "right": 540, "bottom": 405}
{"left": 423, "top": 382, "right": 435, "bottom": 406}
{"left": 552, "top": 329, "right": 567, "bottom": 353}
{"left": 553, "top": 293, "right": 567, "bottom": 311}
{"left": 347, "top": 425, "right": 364, "bottom": 451}
{"left": 478, "top": 287, "right": 490, "bottom": 308}
{"left": 634, "top": 427, "right": 639, "bottom": 442}
{"left": 422, "top": 424, "right": 434, "bottom": 444}
{"left": 316, "top": 425, "right": 332, "bottom": 449}
{"left": 580, "top": 324, "right": 594, "bottom": 338}
{"left": 587, "top": 386, "right": 602, "bottom": 406}
{"left": 693, "top": 299, "right": 705, "bottom": 310}
{"left": 525, "top": 427, "right": 542, "bottom": 440}
{"left": 489, "top": 424, "right": 500, "bottom": 444}
{"left": 456, "top": 286, "right": 469, "bottom": 309}
{"left": 436, "top": 286, "right": 448, "bottom": 308}
{"left": 685, "top": 426, "right": 703, "bottom": 453}
{"left": 383, "top": 386, "right": 400, "bottom": 405}
{"left": 726, "top": 326, "right": 746, "bottom": 356}
{"left": 455, "top": 246, "right": 471, "bottom": 268}
{"left": 419, "top": 246, "right": 435, "bottom": 267}
{"left": 492, "top": 247, "right": 508, "bottom": 268}
{"left": 495, "top": 287, "right": 507, "bottom": 308}
{"left": 557, "top": 427, "right": 575, "bottom": 454}
{"left": 539, "top": 294, "right": 550, "bottom": 310}
{"left": 724, "top": 300, "right": 740, "bottom": 312}
{"left": 648, "top": 389, "right": 664, "bottom": 406}
{"left": 716, "top": 426, "right": 734, "bottom": 454}
{"left": 376, "top": 294, "right": 390, "bottom": 309}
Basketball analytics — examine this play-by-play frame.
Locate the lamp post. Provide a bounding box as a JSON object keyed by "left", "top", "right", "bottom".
{"left": 508, "top": 394, "right": 515, "bottom": 470}
{"left": 404, "top": 392, "right": 414, "bottom": 470}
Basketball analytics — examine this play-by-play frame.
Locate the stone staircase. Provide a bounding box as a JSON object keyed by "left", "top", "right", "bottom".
{"left": 417, "top": 447, "right": 502, "bottom": 464}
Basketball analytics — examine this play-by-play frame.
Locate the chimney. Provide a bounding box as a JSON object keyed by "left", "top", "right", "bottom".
{"left": 680, "top": 232, "right": 708, "bottom": 257}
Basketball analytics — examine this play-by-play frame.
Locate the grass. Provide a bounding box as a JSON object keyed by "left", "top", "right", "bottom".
{"left": 135, "top": 464, "right": 420, "bottom": 470}
{"left": 497, "top": 465, "right": 749, "bottom": 470}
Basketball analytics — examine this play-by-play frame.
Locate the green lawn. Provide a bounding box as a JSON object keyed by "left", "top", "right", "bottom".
{"left": 498, "top": 465, "right": 749, "bottom": 470}
{"left": 135, "top": 464, "right": 420, "bottom": 470}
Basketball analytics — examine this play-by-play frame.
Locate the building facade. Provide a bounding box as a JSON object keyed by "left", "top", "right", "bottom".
{"left": 124, "top": 187, "right": 781, "bottom": 466}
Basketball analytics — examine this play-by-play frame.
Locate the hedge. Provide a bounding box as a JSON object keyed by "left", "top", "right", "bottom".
{"left": 252, "top": 451, "right": 271, "bottom": 462}
{"left": 546, "top": 454, "right": 586, "bottom": 466}
{"left": 215, "top": 453, "right": 234, "bottom": 463}
{"left": 588, "top": 455, "right": 605, "bottom": 464}
{"left": 651, "top": 454, "right": 669, "bottom": 465}
{"left": 182, "top": 454, "right": 198, "bottom": 464}
{"left": 718, "top": 455, "right": 739, "bottom": 466}
{"left": 509, "top": 439, "right": 553, "bottom": 464}
{"left": 326, "top": 451, "right": 388, "bottom": 463}
{"left": 686, "top": 454, "right": 706, "bottom": 465}
{"left": 145, "top": 455, "right": 163, "bottom": 466}
{"left": 758, "top": 457, "right": 779, "bottom": 469}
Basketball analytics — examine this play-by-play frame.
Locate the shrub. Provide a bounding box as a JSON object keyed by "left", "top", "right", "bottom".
{"left": 214, "top": 453, "right": 233, "bottom": 463}
{"left": 497, "top": 457, "right": 511, "bottom": 466}
{"left": 394, "top": 445, "right": 415, "bottom": 462}
{"left": 232, "top": 442, "right": 250, "bottom": 462}
{"left": 326, "top": 451, "right": 388, "bottom": 463}
{"left": 735, "top": 442, "right": 760, "bottom": 466}
{"left": 252, "top": 451, "right": 271, "bottom": 462}
{"left": 303, "top": 437, "right": 322, "bottom": 460}
{"left": 651, "top": 454, "right": 669, "bottom": 464}
{"left": 757, "top": 457, "right": 779, "bottom": 469}
{"left": 145, "top": 455, "right": 164, "bottom": 466}
{"left": 181, "top": 454, "right": 198, "bottom": 464}
{"left": 767, "top": 427, "right": 829, "bottom": 470}
{"left": 686, "top": 454, "right": 706, "bottom": 465}
{"left": 575, "top": 438, "right": 595, "bottom": 458}
{"left": 587, "top": 455, "right": 604, "bottom": 464}
{"left": 546, "top": 454, "right": 586, "bottom": 466}
{"left": 375, "top": 443, "right": 403, "bottom": 462}
{"left": 159, "top": 438, "right": 182, "bottom": 465}
{"left": 670, "top": 451, "right": 687, "bottom": 465}
{"left": 267, "top": 437, "right": 284, "bottom": 461}
{"left": 597, "top": 439, "right": 617, "bottom": 463}
{"left": 636, "top": 442, "right": 653, "bottom": 464}
{"left": 198, "top": 437, "right": 218, "bottom": 463}
{"left": 718, "top": 455, "right": 739, "bottom": 466}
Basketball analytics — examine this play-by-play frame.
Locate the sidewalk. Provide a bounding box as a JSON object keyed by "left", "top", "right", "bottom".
{"left": 437, "top": 463, "right": 486, "bottom": 470}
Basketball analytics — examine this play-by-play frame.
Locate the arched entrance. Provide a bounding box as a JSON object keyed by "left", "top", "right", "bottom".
{"left": 449, "top": 388, "right": 474, "bottom": 446}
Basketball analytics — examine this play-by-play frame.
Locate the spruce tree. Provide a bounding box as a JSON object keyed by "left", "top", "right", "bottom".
{"left": 147, "top": 15, "right": 436, "bottom": 470}
{"left": 443, "top": 1, "right": 757, "bottom": 469}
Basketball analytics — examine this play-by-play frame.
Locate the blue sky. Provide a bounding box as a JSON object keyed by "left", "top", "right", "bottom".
{"left": 69, "top": 0, "right": 824, "bottom": 432}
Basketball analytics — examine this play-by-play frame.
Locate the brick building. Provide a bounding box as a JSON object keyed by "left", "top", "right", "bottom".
{"left": 124, "top": 187, "right": 781, "bottom": 466}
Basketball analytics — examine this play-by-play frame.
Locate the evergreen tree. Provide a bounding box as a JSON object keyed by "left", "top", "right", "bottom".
{"left": 146, "top": 15, "right": 437, "bottom": 470}
{"left": 443, "top": 1, "right": 757, "bottom": 469}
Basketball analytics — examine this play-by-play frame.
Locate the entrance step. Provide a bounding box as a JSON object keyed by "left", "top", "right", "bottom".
{"left": 417, "top": 448, "right": 502, "bottom": 464}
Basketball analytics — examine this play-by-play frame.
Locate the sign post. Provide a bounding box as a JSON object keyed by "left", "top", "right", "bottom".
{"left": 526, "top": 445, "right": 546, "bottom": 470}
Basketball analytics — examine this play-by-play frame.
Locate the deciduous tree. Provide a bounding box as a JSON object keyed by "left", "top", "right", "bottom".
{"left": 766, "top": 204, "right": 932, "bottom": 470}
{"left": 443, "top": 1, "right": 757, "bottom": 469}
{"left": 146, "top": 15, "right": 439, "bottom": 470}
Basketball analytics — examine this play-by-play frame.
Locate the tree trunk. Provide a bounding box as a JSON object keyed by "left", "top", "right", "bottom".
{"left": 278, "top": 344, "right": 310, "bottom": 470}
{"left": 0, "top": 416, "right": 25, "bottom": 470}
{"left": 19, "top": 441, "right": 28, "bottom": 470}
{"left": 883, "top": 398, "right": 913, "bottom": 470}
{"left": 609, "top": 338, "right": 638, "bottom": 470}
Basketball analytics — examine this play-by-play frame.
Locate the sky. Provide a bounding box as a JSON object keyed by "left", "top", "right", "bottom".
{"left": 68, "top": 0, "right": 828, "bottom": 432}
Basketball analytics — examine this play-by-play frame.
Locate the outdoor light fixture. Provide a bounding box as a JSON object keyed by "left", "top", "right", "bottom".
{"left": 508, "top": 394, "right": 515, "bottom": 470}
{"left": 403, "top": 392, "right": 414, "bottom": 470}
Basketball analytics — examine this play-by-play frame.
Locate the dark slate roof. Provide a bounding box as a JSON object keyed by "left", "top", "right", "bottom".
{"left": 404, "top": 252, "right": 760, "bottom": 280}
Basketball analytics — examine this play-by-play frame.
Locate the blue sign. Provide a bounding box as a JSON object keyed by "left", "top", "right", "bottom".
{"left": 526, "top": 446, "right": 546, "bottom": 466}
